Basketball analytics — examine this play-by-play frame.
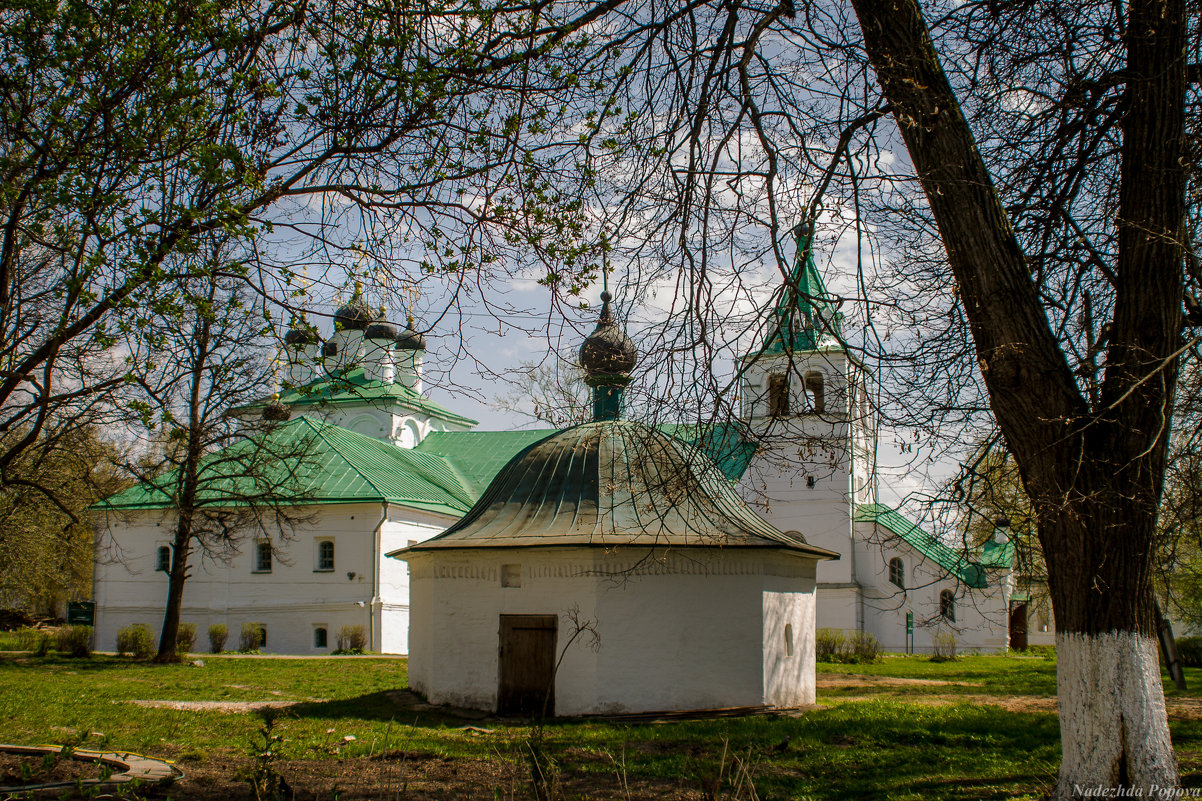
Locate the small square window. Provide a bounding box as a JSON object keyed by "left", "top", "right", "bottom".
{"left": 316, "top": 540, "right": 334, "bottom": 571}
{"left": 255, "top": 542, "right": 272, "bottom": 573}
{"left": 501, "top": 564, "right": 521, "bottom": 588}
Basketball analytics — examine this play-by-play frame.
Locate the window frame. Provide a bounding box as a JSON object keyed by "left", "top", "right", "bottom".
{"left": 315, "top": 539, "right": 335, "bottom": 572}
{"left": 156, "top": 546, "right": 171, "bottom": 573}
{"left": 253, "top": 541, "right": 273, "bottom": 573}
{"left": 314, "top": 626, "right": 328, "bottom": 649}
{"left": 804, "top": 370, "right": 825, "bottom": 413}
{"left": 767, "top": 373, "right": 789, "bottom": 417}
{"left": 888, "top": 557, "right": 905, "bottom": 589}
{"left": 939, "top": 589, "right": 956, "bottom": 623}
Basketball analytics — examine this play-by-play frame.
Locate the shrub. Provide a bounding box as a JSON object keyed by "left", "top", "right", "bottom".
{"left": 1025, "top": 644, "right": 1056, "bottom": 659}
{"left": 240, "top": 622, "right": 265, "bottom": 653}
{"left": 176, "top": 623, "right": 197, "bottom": 654}
{"left": 849, "top": 630, "right": 881, "bottom": 663}
{"left": 116, "top": 623, "right": 155, "bottom": 658}
{"left": 815, "top": 628, "right": 846, "bottom": 663}
{"left": 931, "top": 631, "right": 958, "bottom": 662}
{"left": 34, "top": 632, "right": 51, "bottom": 656}
{"left": 335, "top": 624, "right": 367, "bottom": 653}
{"left": 1176, "top": 636, "right": 1202, "bottom": 667}
{"left": 3, "top": 627, "right": 39, "bottom": 651}
{"left": 56, "top": 625, "right": 92, "bottom": 658}
{"left": 208, "top": 623, "right": 228, "bottom": 654}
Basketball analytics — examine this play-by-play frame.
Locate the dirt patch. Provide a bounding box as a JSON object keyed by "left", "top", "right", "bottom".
{"left": 161, "top": 751, "right": 695, "bottom": 801}
{"left": 815, "top": 673, "right": 966, "bottom": 688}
{"left": 820, "top": 691, "right": 1202, "bottom": 721}
{"left": 127, "top": 699, "right": 323, "bottom": 713}
{"left": 0, "top": 750, "right": 111, "bottom": 788}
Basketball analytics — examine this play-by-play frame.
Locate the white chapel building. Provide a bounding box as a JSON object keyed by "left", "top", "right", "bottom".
{"left": 92, "top": 250, "right": 1030, "bottom": 658}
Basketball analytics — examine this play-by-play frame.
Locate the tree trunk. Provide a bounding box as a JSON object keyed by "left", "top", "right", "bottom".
{"left": 156, "top": 517, "right": 194, "bottom": 662}
{"left": 848, "top": 0, "right": 1185, "bottom": 794}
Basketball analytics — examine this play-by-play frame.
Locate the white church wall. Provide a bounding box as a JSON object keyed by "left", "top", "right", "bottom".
{"left": 403, "top": 547, "right": 821, "bottom": 715}
{"left": 853, "top": 522, "right": 1010, "bottom": 653}
{"left": 94, "top": 503, "right": 391, "bottom": 654}
{"left": 378, "top": 508, "right": 456, "bottom": 655}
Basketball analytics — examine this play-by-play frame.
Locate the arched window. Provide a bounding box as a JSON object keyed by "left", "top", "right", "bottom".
{"left": 888, "top": 557, "right": 905, "bottom": 589}
{"left": 255, "top": 542, "right": 272, "bottom": 573}
{"left": 940, "top": 590, "right": 956, "bottom": 623}
{"left": 156, "top": 546, "right": 171, "bottom": 573}
{"left": 314, "top": 627, "right": 328, "bottom": 649}
{"left": 784, "top": 623, "right": 794, "bottom": 657}
{"left": 317, "top": 540, "right": 335, "bottom": 571}
{"left": 768, "top": 373, "right": 789, "bottom": 417}
{"left": 805, "top": 371, "right": 825, "bottom": 413}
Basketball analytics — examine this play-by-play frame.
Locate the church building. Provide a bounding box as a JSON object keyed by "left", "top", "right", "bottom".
{"left": 92, "top": 245, "right": 1028, "bottom": 659}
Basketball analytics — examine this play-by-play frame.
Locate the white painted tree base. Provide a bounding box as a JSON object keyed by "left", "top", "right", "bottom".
{"left": 1055, "top": 631, "right": 1178, "bottom": 798}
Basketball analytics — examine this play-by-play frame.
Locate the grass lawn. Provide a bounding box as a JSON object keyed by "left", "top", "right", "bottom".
{"left": 2, "top": 652, "right": 1201, "bottom": 800}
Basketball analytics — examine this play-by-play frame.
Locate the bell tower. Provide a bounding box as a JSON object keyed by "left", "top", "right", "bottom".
{"left": 739, "top": 225, "right": 878, "bottom": 630}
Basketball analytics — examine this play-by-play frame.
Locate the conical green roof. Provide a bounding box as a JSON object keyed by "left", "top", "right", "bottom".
{"left": 397, "top": 420, "right": 838, "bottom": 557}
{"left": 759, "top": 227, "right": 842, "bottom": 354}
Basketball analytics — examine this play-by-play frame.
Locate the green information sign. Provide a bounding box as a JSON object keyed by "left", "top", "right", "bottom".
{"left": 66, "top": 601, "right": 95, "bottom": 626}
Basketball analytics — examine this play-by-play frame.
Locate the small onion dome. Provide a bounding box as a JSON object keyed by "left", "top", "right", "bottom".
{"left": 394, "top": 316, "right": 427, "bottom": 351}
{"left": 263, "top": 392, "right": 292, "bottom": 422}
{"left": 579, "top": 291, "right": 636, "bottom": 382}
{"left": 284, "top": 326, "right": 317, "bottom": 347}
{"left": 334, "top": 281, "right": 372, "bottom": 331}
{"left": 322, "top": 340, "right": 338, "bottom": 357}
{"left": 365, "top": 306, "right": 397, "bottom": 340}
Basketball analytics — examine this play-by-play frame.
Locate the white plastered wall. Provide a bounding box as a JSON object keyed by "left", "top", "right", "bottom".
{"left": 92, "top": 501, "right": 451, "bottom": 655}
{"left": 402, "top": 547, "right": 820, "bottom": 715}
{"left": 853, "top": 520, "right": 1011, "bottom": 653}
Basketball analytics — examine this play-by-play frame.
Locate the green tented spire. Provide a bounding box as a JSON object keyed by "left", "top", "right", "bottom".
{"left": 759, "top": 223, "right": 842, "bottom": 354}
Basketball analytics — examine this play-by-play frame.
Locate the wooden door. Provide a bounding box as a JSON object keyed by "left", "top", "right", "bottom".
{"left": 1009, "top": 602, "right": 1029, "bottom": 650}
{"left": 498, "top": 615, "right": 558, "bottom": 717}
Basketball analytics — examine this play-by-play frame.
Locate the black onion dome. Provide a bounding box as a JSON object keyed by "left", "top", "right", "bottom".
{"left": 579, "top": 292, "right": 636, "bottom": 378}
{"left": 334, "top": 283, "right": 372, "bottom": 331}
{"left": 394, "top": 316, "right": 427, "bottom": 351}
{"left": 285, "top": 327, "right": 317, "bottom": 347}
{"left": 366, "top": 306, "right": 397, "bottom": 340}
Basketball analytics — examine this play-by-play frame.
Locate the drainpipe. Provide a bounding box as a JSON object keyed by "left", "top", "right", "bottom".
{"left": 370, "top": 502, "right": 388, "bottom": 652}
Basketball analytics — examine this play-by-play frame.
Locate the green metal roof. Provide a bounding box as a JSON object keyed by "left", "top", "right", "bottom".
{"left": 395, "top": 421, "right": 839, "bottom": 558}
{"left": 977, "top": 538, "right": 1017, "bottom": 569}
{"left": 415, "top": 429, "right": 560, "bottom": 495}
{"left": 854, "top": 503, "right": 989, "bottom": 588}
{"left": 96, "top": 417, "right": 476, "bottom": 517}
{"left": 251, "top": 368, "right": 478, "bottom": 427}
{"left": 656, "top": 423, "right": 757, "bottom": 482}
{"left": 757, "top": 228, "right": 843, "bottom": 356}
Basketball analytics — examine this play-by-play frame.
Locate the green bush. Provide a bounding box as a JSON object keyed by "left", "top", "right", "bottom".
{"left": 208, "top": 623, "right": 228, "bottom": 654}
{"left": 239, "top": 622, "right": 265, "bottom": 653}
{"left": 815, "top": 628, "right": 846, "bottom": 663}
{"left": 849, "top": 630, "right": 881, "bottom": 663}
{"left": 1176, "top": 636, "right": 1202, "bottom": 667}
{"left": 0, "top": 626, "right": 39, "bottom": 651}
{"left": 116, "top": 623, "right": 155, "bottom": 659}
{"left": 335, "top": 624, "right": 367, "bottom": 653}
{"left": 34, "top": 632, "right": 51, "bottom": 656}
{"left": 56, "top": 625, "right": 92, "bottom": 658}
{"left": 816, "top": 628, "right": 880, "bottom": 664}
{"left": 176, "top": 623, "right": 197, "bottom": 654}
{"left": 931, "top": 631, "right": 958, "bottom": 662}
